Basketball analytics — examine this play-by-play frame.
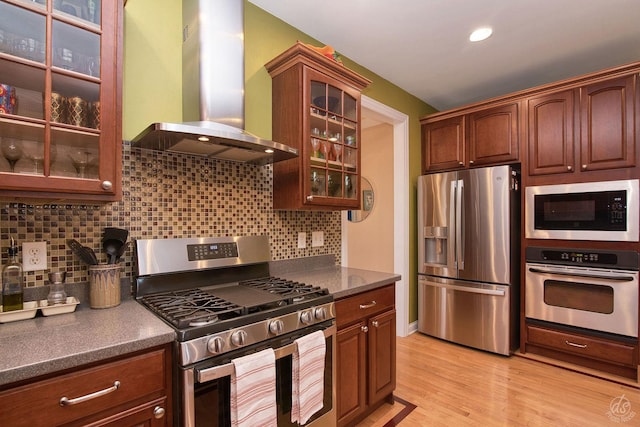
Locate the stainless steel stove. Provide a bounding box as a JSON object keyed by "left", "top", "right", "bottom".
{"left": 134, "top": 235, "right": 336, "bottom": 427}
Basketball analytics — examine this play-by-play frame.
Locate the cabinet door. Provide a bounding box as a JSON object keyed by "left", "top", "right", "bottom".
{"left": 336, "top": 321, "right": 367, "bottom": 426}
{"left": 368, "top": 309, "right": 396, "bottom": 405}
{"left": 468, "top": 102, "right": 520, "bottom": 166}
{"left": 0, "top": 0, "right": 121, "bottom": 200}
{"left": 421, "top": 115, "right": 465, "bottom": 173}
{"left": 306, "top": 68, "right": 361, "bottom": 209}
{"left": 580, "top": 75, "right": 636, "bottom": 172}
{"left": 527, "top": 89, "right": 576, "bottom": 176}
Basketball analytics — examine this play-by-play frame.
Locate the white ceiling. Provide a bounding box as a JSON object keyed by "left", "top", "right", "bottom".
{"left": 248, "top": 0, "right": 640, "bottom": 111}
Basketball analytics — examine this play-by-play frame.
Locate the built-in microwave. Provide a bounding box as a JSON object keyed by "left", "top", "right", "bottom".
{"left": 525, "top": 179, "right": 639, "bottom": 241}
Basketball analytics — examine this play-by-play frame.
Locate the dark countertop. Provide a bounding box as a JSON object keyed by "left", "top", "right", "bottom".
{"left": 1, "top": 256, "right": 398, "bottom": 388}
{"left": 0, "top": 300, "right": 175, "bottom": 387}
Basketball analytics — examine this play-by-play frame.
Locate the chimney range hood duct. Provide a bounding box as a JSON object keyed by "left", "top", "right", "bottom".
{"left": 131, "top": 0, "right": 298, "bottom": 165}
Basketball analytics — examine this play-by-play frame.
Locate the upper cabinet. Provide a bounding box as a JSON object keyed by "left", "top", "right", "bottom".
{"left": 0, "top": 0, "right": 122, "bottom": 201}
{"left": 527, "top": 73, "right": 637, "bottom": 183}
{"left": 421, "top": 102, "right": 520, "bottom": 173}
{"left": 266, "top": 42, "right": 371, "bottom": 210}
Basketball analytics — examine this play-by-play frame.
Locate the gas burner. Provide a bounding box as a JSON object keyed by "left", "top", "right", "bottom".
{"left": 140, "top": 289, "right": 242, "bottom": 329}
{"left": 241, "top": 277, "right": 328, "bottom": 304}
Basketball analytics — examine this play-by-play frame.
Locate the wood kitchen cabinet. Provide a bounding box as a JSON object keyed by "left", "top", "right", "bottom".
{"left": 266, "top": 42, "right": 371, "bottom": 210}
{"left": 0, "top": 344, "right": 172, "bottom": 426}
{"left": 527, "top": 74, "right": 637, "bottom": 182}
{"left": 0, "top": 0, "right": 122, "bottom": 201}
{"left": 421, "top": 102, "right": 520, "bottom": 173}
{"left": 335, "top": 284, "right": 396, "bottom": 426}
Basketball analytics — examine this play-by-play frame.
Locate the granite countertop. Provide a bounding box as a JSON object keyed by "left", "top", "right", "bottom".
{"left": 0, "top": 300, "right": 175, "bottom": 387}
{"left": 0, "top": 255, "right": 398, "bottom": 388}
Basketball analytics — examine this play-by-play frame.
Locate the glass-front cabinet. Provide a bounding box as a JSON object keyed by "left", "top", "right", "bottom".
{"left": 266, "top": 42, "right": 371, "bottom": 210}
{"left": 0, "top": 0, "right": 122, "bottom": 201}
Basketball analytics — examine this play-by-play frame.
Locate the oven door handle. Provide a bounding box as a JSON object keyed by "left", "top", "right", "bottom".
{"left": 528, "top": 267, "right": 636, "bottom": 282}
{"left": 196, "top": 325, "right": 336, "bottom": 383}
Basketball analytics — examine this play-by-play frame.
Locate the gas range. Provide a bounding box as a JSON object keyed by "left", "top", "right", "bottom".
{"left": 134, "top": 235, "right": 335, "bottom": 365}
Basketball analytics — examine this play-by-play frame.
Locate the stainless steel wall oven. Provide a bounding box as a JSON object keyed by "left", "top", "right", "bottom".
{"left": 525, "top": 246, "right": 639, "bottom": 338}
{"left": 134, "top": 236, "right": 336, "bottom": 426}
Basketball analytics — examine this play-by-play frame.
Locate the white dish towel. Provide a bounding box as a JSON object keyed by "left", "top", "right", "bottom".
{"left": 230, "top": 348, "right": 277, "bottom": 427}
{"left": 292, "top": 330, "right": 326, "bottom": 424}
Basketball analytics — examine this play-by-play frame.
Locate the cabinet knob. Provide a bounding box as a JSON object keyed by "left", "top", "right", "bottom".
{"left": 101, "top": 181, "right": 113, "bottom": 191}
{"left": 582, "top": 164, "right": 587, "bottom": 170}
{"left": 153, "top": 406, "right": 165, "bottom": 419}
{"left": 567, "top": 165, "right": 572, "bottom": 171}
{"left": 469, "top": 160, "right": 474, "bottom": 164}
{"left": 458, "top": 161, "right": 464, "bottom": 166}
{"left": 372, "top": 320, "right": 379, "bottom": 327}
{"left": 306, "top": 195, "right": 314, "bottom": 201}
{"left": 361, "top": 325, "right": 369, "bottom": 333}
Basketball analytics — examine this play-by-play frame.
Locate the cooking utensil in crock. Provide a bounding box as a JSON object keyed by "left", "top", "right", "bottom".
{"left": 102, "top": 227, "right": 128, "bottom": 244}
{"left": 103, "top": 239, "right": 123, "bottom": 264}
{"left": 67, "top": 239, "right": 98, "bottom": 265}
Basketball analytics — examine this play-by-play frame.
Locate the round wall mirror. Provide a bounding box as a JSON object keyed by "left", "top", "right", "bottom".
{"left": 348, "top": 177, "right": 374, "bottom": 222}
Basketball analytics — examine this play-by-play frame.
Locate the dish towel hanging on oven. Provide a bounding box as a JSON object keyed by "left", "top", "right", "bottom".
{"left": 292, "top": 330, "right": 326, "bottom": 424}
{"left": 230, "top": 348, "right": 277, "bottom": 427}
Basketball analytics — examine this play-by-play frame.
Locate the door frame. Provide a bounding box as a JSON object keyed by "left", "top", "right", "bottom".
{"left": 341, "top": 95, "right": 410, "bottom": 337}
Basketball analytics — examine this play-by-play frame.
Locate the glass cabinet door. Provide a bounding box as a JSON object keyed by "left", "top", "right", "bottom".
{"left": 0, "top": 0, "right": 113, "bottom": 192}
{"left": 308, "top": 79, "right": 359, "bottom": 201}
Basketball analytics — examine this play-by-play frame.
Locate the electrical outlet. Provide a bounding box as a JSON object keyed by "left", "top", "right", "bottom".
{"left": 311, "top": 231, "right": 324, "bottom": 247}
{"left": 297, "top": 232, "right": 307, "bottom": 249}
{"left": 22, "top": 241, "right": 47, "bottom": 272}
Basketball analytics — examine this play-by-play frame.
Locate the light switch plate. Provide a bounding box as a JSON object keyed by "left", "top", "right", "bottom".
{"left": 297, "top": 232, "right": 307, "bottom": 249}
{"left": 312, "top": 231, "right": 324, "bottom": 247}
{"left": 22, "top": 241, "right": 48, "bottom": 272}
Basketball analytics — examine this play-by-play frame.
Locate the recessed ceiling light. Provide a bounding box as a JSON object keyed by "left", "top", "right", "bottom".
{"left": 469, "top": 27, "right": 493, "bottom": 42}
{"left": 198, "top": 136, "right": 209, "bottom": 142}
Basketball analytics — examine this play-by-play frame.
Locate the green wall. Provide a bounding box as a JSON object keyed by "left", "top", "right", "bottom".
{"left": 123, "top": 0, "right": 437, "bottom": 323}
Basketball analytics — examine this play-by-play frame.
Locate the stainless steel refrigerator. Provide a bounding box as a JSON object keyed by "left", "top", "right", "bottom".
{"left": 417, "top": 165, "right": 520, "bottom": 355}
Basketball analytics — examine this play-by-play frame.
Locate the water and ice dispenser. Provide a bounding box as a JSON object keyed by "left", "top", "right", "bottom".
{"left": 423, "top": 226, "right": 448, "bottom": 266}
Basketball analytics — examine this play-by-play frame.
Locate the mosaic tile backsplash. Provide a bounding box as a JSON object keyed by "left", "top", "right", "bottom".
{"left": 0, "top": 141, "right": 341, "bottom": 289}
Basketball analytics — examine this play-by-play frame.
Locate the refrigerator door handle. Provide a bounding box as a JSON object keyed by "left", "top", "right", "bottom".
{"left": 419, "top": 279, "right": 506, "bottom": 297}
{"left": 456, "top": 179, "right": 464, "bottom": 270}
{"left": 449, "top": 180, "right": 457, "bottom": 269}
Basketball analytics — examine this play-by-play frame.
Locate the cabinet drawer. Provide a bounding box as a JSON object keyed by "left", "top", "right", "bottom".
{"left": 527, "top": 325, "right": 636, "bottom": 366}
{"left": 0, "top": 347, "right": 168, "bottom": 427}
{"left": 336, "top": 284, "right": 395, "bottom": 328}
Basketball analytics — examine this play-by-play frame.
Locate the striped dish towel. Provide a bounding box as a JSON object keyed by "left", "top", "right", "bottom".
{"left": 231, "top": 348, "right": 277, "bottom": 427}
{"left": 292, "top": 330, "right": 326, "bottom": 424}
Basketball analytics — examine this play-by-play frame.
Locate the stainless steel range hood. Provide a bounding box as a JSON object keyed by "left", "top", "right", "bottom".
{"left": 131, "top": 0, "right": 298, "bottom": 165}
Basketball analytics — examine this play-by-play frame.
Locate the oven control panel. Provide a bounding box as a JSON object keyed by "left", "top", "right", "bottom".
{"left": 187, "top": 242, "right": 238, "bottom": 261}
{"left": 526, "top": 246, "right": 639, "bottom": 270}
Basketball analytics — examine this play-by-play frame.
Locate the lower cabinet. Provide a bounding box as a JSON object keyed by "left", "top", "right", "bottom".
{"left": 0, "top": 344, "right": 172, "bottom": 427}
{"left": 335, "top": 284, "right": 396, "bottom": 426}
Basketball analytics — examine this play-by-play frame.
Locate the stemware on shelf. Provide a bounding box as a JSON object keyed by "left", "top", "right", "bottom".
{"left": 1, "top": 137, "right": 23, "bottom": 172}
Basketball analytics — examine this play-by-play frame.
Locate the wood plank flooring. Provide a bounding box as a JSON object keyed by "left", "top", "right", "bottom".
{"left": 357, "top": 333, "right": 640, "bottom": 426}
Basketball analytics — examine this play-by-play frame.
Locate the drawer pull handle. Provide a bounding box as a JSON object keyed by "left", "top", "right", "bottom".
{"left": 59, "top": 381, "right": 121, "bottom": 406}
{"left": 359, "top": 301, "right": 377, "bottom": 309}
{"left": 565, "top": 340, "right": 588, "bottom": 349}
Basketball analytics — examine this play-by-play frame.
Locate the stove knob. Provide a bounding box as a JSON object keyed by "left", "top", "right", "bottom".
{"left": 314, "top": 307, "right": 327, "bottom": 321}
{"left": 300, "top": 310, "right": 313, "bottom": 325}
{"left": 269, "top": 320, "right": 284, "bottom": 335}
{"left": 231, "top": 330, "right": 248, "bottom": 347}
{"left": 207, "top": 336, "right": 225, "bottom": 354}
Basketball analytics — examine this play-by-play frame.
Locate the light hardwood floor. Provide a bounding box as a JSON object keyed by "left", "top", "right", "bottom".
{"left": 358, "top": 333, "right": 640, "bottom": 426}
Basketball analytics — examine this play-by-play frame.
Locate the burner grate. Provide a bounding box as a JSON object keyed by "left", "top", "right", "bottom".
{"left": 241, "top": 277, "right": 328, "bottom": 303}
{"left": 141, "top": 289, "right": 243, "bottom": 328}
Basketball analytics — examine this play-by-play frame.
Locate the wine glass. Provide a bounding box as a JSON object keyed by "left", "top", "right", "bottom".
{"left": 310, "top": 138, "right": 321, "bottom": 159}
{"left": 322, "top": 140, "right": 333, "bottom": 161}
{"left": 69, "top": 149, "right": 94, "bottom": 178}
{"left": 1, "top": 137, "right": 23, "bottom": 172}
{"left": 332, "top": 143, "right": 342, "bottom": 163}
{"left": 23, "top": 140, "right": 44, "bottom": 175}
